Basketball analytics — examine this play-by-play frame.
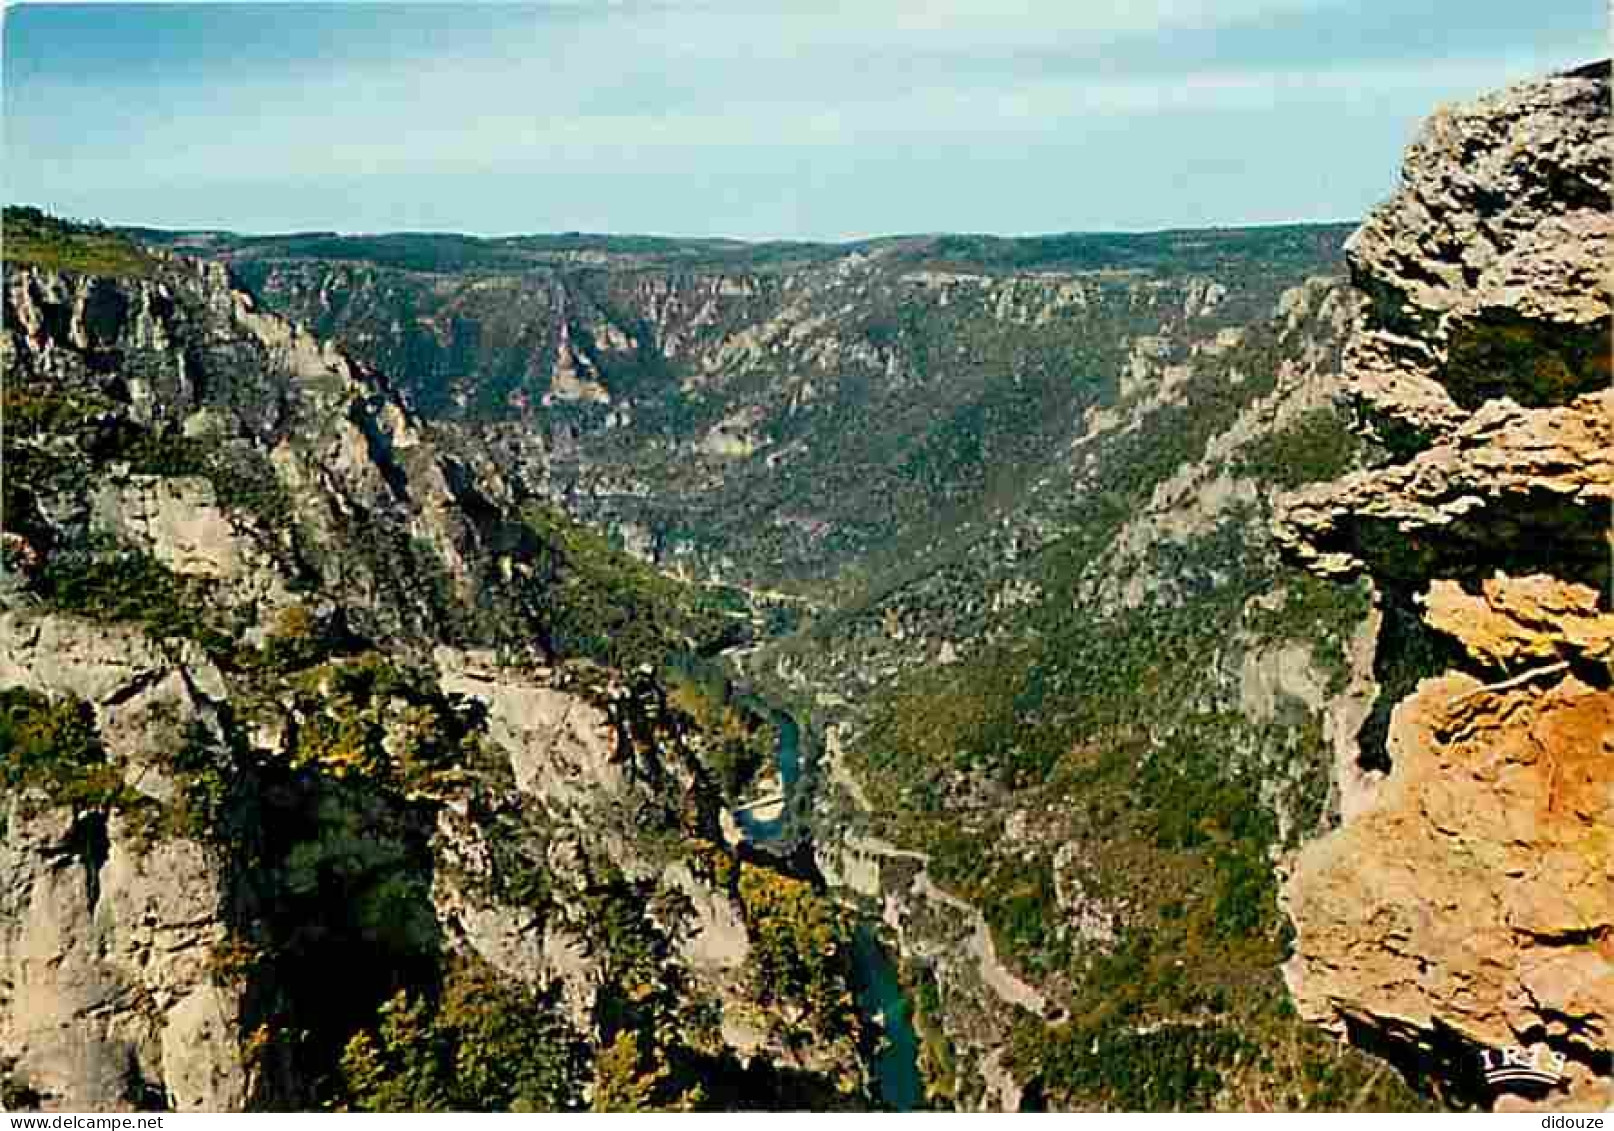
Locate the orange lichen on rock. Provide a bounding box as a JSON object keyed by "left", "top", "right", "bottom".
{"left": 1422, "top": 574, "right": 1614, "bottom": 669}
{"left": 1283, "top": 672, "right": 1613, "bottom": 1110}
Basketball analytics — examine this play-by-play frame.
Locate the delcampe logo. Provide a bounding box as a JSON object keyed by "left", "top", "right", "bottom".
{"left": 1478, "top": 1045, "right": 1568, "bottom": 1090}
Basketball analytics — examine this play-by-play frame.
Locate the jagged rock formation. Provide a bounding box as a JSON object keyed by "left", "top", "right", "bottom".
{"left": 1274, "top": 392, "right": 1611, "bottom": 585}
{"left": 1275, "top": 62, "right": 1612, "bottom": 1112}
{"left": 0, "top": 620, "right": 243, "bottom": 1109}
{"left": 1, "top": 241, "right": 872, "bottom": 1111}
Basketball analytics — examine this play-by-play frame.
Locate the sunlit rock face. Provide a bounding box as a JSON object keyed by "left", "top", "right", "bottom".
{"left": 1276, "top": 61, "right": 1613, "bottom": 1112}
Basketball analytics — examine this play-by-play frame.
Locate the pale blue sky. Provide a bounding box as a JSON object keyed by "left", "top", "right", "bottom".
{"left": 2, "top": 2, "right": 1605, "bottom": 239}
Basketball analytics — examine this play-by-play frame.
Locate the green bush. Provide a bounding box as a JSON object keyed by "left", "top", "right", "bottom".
{"left": 119, "top": 432, "right": 298, "bottom": 529}
{"left": 39, "top": 546, "right": 229, "bottom": 650}
{"left": 339, "top": 961, "right": 585, "bottom": 1112}
{"left": 1234, "top": 405, "right": 1362, "bottom": 489}
{"left": 285, "top": 654, "right": 478, "bottom": 791}
{"left": 664, "top": 662, "right": 775, "bottom": 801}
{"left": 0, "top": 688, "right": 127, "bottom": 811}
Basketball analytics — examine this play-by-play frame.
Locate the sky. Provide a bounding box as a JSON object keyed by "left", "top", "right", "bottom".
{"left": 2, "top": 1, "right": 1605, "bottom": 240}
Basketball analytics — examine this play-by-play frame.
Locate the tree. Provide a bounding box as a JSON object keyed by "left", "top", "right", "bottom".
{"left": 589, "top": 1031, "right": 701, "bottom": 1113}
{"left": 339, "top": 992, "right": 448, "bottom": 1112}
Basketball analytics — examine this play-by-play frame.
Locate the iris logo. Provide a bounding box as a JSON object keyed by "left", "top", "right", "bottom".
{"left": 1478, "top": 1045, "right": 1568, "bottom": 1089}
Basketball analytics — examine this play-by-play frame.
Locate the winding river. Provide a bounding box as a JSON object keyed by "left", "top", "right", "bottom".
{"left": 850, "top": 923, "right": 925, "bottom": 1111}
{"left": 738, "top": 714, "right": 924, "bottom": 1111}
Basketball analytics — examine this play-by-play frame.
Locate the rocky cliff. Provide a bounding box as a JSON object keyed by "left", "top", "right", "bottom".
{"left": 163, "top": 224, "right": 1351, "bottom": 591}
{"left": 1, "top": 231, "right": 875, "bottom": 1111}
{"left": 1274, "top": 61, "right": 1612, "bottom": 1112}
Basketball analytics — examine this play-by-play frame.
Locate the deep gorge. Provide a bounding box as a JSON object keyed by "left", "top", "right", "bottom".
{"left": 1, "top": 58, "right": 1608, "bottom": 1113}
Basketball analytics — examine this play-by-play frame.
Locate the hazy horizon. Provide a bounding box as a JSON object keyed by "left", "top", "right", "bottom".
{"left": 23, "top": 210, "right": 1365, "bottom": 245}
{"left": 4, "top": 2, "right": 1604, "bottom": 241}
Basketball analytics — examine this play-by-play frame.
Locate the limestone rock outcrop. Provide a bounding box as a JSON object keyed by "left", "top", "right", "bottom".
{"left": 1421, "top": 575, "right": 1614, "bottom": 670}
{"left": 2, "top": 245, "right": 870, "bottom": 1111}
{"left": 1276, "top": 62, "right": 1612, "bottom": 1112}
{"left": 0, "top": 613, "right": 244, "bottom": 1111}
{"left": 1274, "top": 390, "right": 1611, "bottom": 583}
{"left": 1339, "top": 60, "right": 1611, "bottom": 443}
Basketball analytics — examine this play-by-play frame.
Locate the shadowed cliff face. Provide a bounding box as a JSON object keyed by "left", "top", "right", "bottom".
{"left": 1275, "top": 61, "right": 1612, "bottom": 1112}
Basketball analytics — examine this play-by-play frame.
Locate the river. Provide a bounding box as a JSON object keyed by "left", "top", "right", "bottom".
{"left": 738, "top": 713, "right": 924, "bottom": 1111}
{"left": 850, "top": 922, "right": 925, "bottom": 1111}
{"left": 732, "top": 713, "right": 802, "bottom": 842}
